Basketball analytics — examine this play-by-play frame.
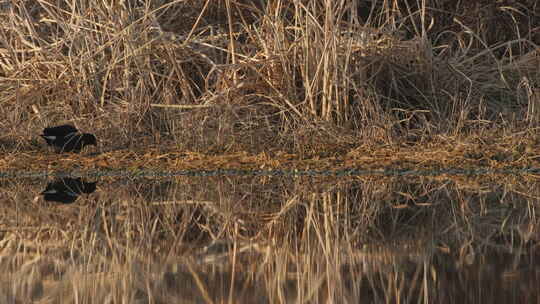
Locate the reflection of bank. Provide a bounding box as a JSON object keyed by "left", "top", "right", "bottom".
{"left": 41, "top": 178, "right": 97, "bottom": 204}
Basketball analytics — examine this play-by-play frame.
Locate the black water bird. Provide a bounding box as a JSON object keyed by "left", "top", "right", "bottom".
{"left": 41, "top": 177, "right": 97, "bottom": 204}
{"left": 41, "top": 124, "right": 97, "bottom": 153}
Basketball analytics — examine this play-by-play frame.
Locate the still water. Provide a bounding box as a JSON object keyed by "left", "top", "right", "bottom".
{"left": 1, "top": 170, "right": 539, "bottom": 302}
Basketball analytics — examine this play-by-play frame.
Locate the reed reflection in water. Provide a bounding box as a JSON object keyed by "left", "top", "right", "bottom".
{"left": 0, "top": 173, "right": 539, "bottom": 302}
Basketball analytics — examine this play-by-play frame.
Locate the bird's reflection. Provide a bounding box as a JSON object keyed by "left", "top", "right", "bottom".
{"left": 41, "top": 177, "right": 97, "bottom": 204}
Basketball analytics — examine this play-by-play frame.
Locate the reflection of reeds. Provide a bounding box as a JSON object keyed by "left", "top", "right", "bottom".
{"left": 1, "top": 175, "right": 539, "bottom": 302}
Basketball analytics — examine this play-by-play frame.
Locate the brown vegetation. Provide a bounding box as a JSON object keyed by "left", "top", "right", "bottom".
{"left": 1, "top": 0, "right": 540, "bottom": 302}
{"left": 1, "top": 0, "right": 539, "bottom": 159}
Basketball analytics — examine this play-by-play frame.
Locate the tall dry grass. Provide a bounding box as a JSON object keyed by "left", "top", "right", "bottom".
{"left": 0, "top": 0, "right": 539, "bottom": 154}
{"left": 2, "top": 1, "right": 540, "bottom": 301}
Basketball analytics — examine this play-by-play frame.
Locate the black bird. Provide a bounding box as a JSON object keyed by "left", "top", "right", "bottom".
{"left": 41, "top": 124, "right": 97, "bottom": 153}
{"left": 41, "top": 177, "right": 97, "bottom": 204}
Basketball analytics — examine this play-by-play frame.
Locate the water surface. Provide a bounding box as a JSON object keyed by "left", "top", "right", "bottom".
{"left": 1, "top": 170, "right": 539, "bottom": 302}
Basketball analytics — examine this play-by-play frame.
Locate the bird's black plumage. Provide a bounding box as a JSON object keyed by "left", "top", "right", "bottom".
{"left": 41, "top": 124, "right": 97, "bottom": 153}
{"left": 41, "top": 177, "right": 97, "bottom": 204}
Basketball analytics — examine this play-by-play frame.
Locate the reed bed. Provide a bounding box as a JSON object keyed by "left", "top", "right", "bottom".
{"left": 1, "top": 0, "right": 540, "bottom": 302}
{"left": 0, "top": 0, "right": 539, "bottom": 155}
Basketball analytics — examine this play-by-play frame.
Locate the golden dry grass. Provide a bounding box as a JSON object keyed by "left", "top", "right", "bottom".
{"left": 0, "top": 0, "right": 539, "bottom": 156}
{"left": 3, "top": 130, "right": 540, "bottom": 173}
{"left": 2, "top": 0, "right": 540, "bottom": 302}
